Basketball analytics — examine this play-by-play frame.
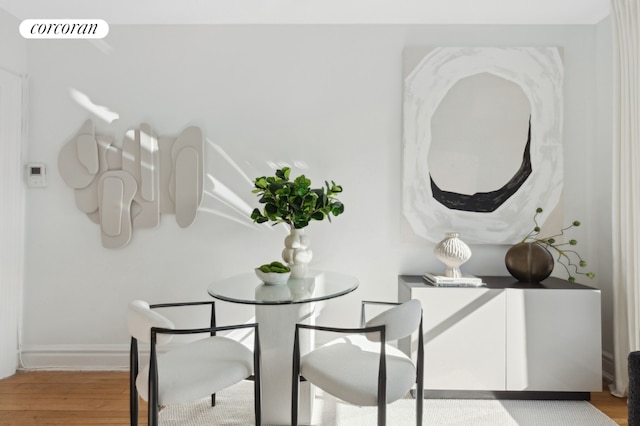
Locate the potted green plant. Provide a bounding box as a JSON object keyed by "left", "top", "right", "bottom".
{"left": 250, "top": 167, "right": 344, "bottom": 277}
{"left": 505, "top": 207, "right": 595, "bottom": 283}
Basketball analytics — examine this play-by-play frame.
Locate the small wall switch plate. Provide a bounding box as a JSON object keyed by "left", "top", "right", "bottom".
{"left": 26, "top": 162, "right": 47, "bottom": 188}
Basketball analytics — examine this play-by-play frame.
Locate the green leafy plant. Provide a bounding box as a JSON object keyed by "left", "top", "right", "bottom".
{"left": 522, "top": 207, "right": 595, "bottom": 283}
{"left": 250, "top": 167, "right": 345, "bottom": 229}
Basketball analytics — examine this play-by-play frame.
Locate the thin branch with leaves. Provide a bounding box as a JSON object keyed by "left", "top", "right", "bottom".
{"left": 522, "top": 207, "right": 595, "bottom": 283}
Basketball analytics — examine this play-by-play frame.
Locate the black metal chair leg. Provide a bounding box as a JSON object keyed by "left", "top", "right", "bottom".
{"left": 254, "top": 328, "right": 262, "bottom": 426}
{"left": 210, "top": 302, "right": 218, "bottom": 409}
{"left": 149, "top": 333, "right": 159, "bottom": 426}
{"left": 130, "top": 338, "right": 139, "bottom": 426}
{"left": 378, "top": 402, "right": 386, "bottom": 426}
{"left": 291, "top": 327, "right": 300, "bottom": 426}
{"left": 416, "top": 385, "right": 423, "bottom": 426}
{"left": 377, "top": 333, "right": 387, "bottom": 426}
{"left": 149, "top": 403, "right": 158, "bottom": 426}
{"left": 291, "top": 376, "right": 299, "bottom": 426}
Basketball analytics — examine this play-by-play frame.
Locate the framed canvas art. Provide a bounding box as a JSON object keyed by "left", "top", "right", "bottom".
{"left": 402, "top": 47, "right": 564, "bottom": 244}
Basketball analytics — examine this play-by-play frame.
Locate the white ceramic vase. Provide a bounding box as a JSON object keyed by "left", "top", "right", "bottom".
{"left": 434, "top": 232, "right": 472, "bottom": 278}
{"left": 282, "top": 227, "right": 313, "bottom": 278}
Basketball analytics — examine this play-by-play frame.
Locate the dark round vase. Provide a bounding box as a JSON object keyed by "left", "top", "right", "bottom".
{"left": 505, "top": 242, "right": 554, "bottom": 283}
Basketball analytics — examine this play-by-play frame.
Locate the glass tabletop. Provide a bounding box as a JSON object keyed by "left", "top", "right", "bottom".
{"left": 208, "top": 270, "right": 359, "bottom": 305}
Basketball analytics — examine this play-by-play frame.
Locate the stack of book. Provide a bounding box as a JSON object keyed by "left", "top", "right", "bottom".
{"left": 422, "top": 272, "right": 486, "bottom": 287}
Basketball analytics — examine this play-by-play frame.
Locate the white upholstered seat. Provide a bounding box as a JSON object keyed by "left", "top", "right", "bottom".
{"left": 135, "top": 335, "right": 253, "bottom": 404}
{"left": 128, "top": 300, "right": 261, "bottom": 426}
{"left": 292, "top": 299, "right": 424, "bottom": 426}
{"left": 300, "top": 335, "right": 416, "bottom": 406}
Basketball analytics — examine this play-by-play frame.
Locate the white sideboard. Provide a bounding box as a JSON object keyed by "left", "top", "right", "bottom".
{"left": 398, "top": 275, "right": 602, "bottom": 397}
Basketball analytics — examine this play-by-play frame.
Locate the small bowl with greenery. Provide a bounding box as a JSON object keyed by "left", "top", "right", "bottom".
{"left": 255, "top": 261, "right": 291, "bottom": 285}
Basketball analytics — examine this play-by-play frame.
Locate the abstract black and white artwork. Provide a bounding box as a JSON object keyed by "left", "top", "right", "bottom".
{"left": 402, "top": 47, "right": 564, "bottom": 244}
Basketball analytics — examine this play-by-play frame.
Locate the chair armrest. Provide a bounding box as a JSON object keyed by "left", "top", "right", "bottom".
{"left": 149, "top": 301, "right": 215, "bottom": 309}
{"left": 152, "top": 322, "right": 258, "bottom": 337}
{"left": 361, "top": 300, "right": 401, "bottom": 307}
{"left": 149, "top": 323, "right": 260, "bottom": 369}
{"left": 296, "top": 322, "right": 385, "bottom": 336}
{"left": 294, "top": 323, "right": 387, "bottom": 358}
{"left": 149, "top": 301, "right": 218, "bottom": 336}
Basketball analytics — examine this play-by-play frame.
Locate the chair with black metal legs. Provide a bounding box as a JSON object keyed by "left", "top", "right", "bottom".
{"left": 292, "top": 299, "right": 423, "bottom": 426}
{"left": 128, "top": 300, "right": 261, "bottom": 426}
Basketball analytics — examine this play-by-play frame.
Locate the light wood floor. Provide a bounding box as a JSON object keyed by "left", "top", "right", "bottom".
{"left": 0, "top": 371, "right": 629, "bottom": 425}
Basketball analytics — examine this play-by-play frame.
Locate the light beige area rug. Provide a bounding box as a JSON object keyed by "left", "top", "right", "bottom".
{"left": 160, "top": 381, "right": 617, "bottom": 426}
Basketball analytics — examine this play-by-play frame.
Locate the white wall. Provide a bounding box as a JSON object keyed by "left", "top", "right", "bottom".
{"left": 0, "top": 8, "right": 26, "bottom": 73}
{"left": 18, "top": 24, "right": 613, "bottom": 371}
{"left": 0, "top": 8, "right": 27, "bottom": 378}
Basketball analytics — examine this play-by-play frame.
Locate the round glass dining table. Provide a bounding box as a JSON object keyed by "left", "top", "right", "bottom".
{"left": 207, "top": 270, "right": 359, "bottom": 305}
{"left": 207, "top": 270, "right": 359, "bottom": 425}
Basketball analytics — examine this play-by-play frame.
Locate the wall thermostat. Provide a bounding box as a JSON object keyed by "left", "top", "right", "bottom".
{"left": 26, "top": 163, "right": 47, "bottom": 188}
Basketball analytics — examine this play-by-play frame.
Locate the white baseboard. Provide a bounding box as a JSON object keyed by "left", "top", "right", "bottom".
{"left": 602, "top": 350, "right": 615, "bottom": 381}
{"left": 19, "top": 344, "right": 130, "bottom": 371}
{"left": 18, "top": 342, "right": 211, "bottom": 371}
{"left": 18, "top": 328, "right": 257, "bottom": 371}
{"left": 19, "top": 343, "right": 619, "bottom": 388}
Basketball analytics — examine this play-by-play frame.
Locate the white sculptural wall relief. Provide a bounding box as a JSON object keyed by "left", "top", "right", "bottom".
{"left": 402, "top": 47, "right": 564, "bottom": 244}
{"left": 58, "top": 120, "right": 204, "bottom": 248}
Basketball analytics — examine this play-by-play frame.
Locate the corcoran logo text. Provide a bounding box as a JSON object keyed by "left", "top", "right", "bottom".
{"left": 19, "top": 19, "right": 109, "bottom": 39}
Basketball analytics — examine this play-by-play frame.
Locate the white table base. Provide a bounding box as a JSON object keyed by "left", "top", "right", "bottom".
{"left": 256, "top": 302, "right": 315, "bottom": 425}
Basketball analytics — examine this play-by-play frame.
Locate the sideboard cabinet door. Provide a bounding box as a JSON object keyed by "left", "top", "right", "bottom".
{"left": 400, "top": 280, "right": 507, "bottom": 390}
{"left": 505, "top": 288, "right": 602, "bottom": 391}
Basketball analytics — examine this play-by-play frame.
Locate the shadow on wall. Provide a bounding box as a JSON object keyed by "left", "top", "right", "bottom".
{"left": 59, "top": 89, "right": 318, "bottom": 249}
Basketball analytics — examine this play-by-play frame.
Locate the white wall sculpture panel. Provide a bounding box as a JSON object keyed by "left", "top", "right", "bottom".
{"left": 58, "top": 120, "right": 204, "bottom": 248}
{"left": 403, "top": 47, "right": 564, "bottom": 244}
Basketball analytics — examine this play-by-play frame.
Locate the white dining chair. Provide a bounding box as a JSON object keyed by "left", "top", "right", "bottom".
{"left": 291, "top": 299, "right": 424, "bottom": 426}
{"left": 128, "top": 300, "right": 261, "bottom": 426}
